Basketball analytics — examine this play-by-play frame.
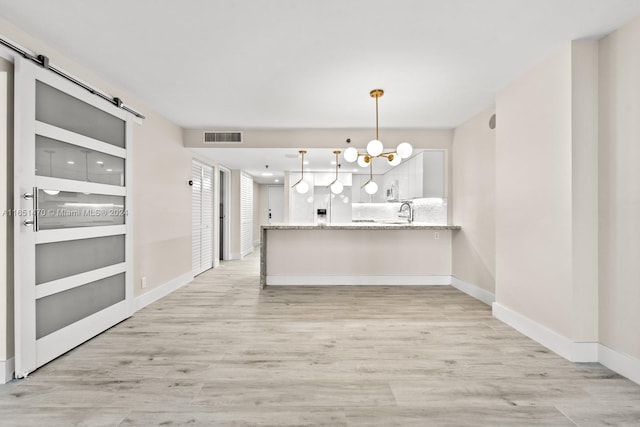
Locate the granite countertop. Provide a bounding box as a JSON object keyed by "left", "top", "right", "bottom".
{"left": 261, "top": 223, "right": 461, "bottom": 230}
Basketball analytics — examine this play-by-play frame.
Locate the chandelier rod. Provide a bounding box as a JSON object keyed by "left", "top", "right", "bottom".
{"left": 291, "top": 150, "right": 307, "bottom": 188}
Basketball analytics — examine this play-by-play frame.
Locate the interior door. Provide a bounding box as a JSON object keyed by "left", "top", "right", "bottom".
{"left": 13, "top": 57, "right": 135, "bottom": 378}
{"left": 267, "top": 185, "right": 284, "bottom": 223}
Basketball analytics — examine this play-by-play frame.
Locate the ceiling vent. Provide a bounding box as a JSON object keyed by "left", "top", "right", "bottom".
{"left": 203, "top": 131, "right": 243, "bottom": 144}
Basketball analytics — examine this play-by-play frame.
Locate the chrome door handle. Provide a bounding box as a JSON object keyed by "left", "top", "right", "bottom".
{"left": 23, "top": 187, "right": 38, "bottom": 232}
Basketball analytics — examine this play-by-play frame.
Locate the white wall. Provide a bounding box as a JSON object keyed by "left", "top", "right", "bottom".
{"left": 495, "top": 41, "right": 599, "bottom": 345}
{"left": 452, "top": 107, "right": 496, "bottom": 294}
{"left": 496, "top": 44, "right": 574, "bottom": 338}
{"left": 132, "top": 111, "right": 192, "bottom": 297}
{"left": 570, "top": 40, "right": 599, "bottom": 342}
{"left": 267, "top": 229, "right": 453, "bottom": 278}
{"left": 0, "top": 58, "right": 13, "bottom": 364}
{"left": 184, "top": 128, "right": 452, "bottom": 150}
{"left": 598, "top": 17, "right": 640, "bottom": 360}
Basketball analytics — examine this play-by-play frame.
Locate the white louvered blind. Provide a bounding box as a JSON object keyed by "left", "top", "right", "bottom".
{"left": 241, "top": 174, "right": 253, "bottom": 257}
{"left": 192, "top": 160, "right": 214, "bottom": 275}
{"left": 191, "top": 161, "right": 202, "bottom": 274}
{"left": 201, "top": 164, "right": 213, "bottom": 271}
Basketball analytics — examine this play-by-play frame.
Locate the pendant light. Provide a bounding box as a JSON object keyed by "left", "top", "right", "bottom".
{"left": 291, "top": 150, "right": 309, "bottom": 194}
{"left": 327, "top": 150, "right": 343, "bottom": 194}
{"left": 362, "top": 161, "right": 378, "bottom": 195}
{"left": 343, "top": 89, "right": 413, "bottom": 194}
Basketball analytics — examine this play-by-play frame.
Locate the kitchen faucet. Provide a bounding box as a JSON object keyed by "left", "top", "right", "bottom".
{"left": 398, "top": 201, "right": 413, "bottom": 223}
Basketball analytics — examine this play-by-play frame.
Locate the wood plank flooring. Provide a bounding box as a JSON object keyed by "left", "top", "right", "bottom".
{"left": 1, "top": 251, "right": 640, "bottom": 426}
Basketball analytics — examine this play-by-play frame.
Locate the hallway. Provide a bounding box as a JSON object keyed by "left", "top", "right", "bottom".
{"left": 1, "top": 252, "right": 639, "bottom": 426}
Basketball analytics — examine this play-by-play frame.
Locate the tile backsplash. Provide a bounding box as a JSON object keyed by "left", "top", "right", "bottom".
{"left": 351, "top": 198, "right": 447, "bottom": 224}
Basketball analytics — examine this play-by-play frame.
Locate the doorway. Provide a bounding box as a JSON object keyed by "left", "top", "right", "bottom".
{"left": 218, "top": 167, "right": 230, "bottom": 260}
{"left": 267, "top": 185, "right": 284, "bottom": 224}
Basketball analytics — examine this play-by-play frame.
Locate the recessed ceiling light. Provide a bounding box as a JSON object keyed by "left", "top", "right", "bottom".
{"left": 96, "top": 161, "right": 104, "bottom": 165}
{"left": 106, "top": 168, "right": 113, "bottom": 172}
{"left": 331, "top": 161, "right": 337, "bottom": 165}
{"left": 303, "top": 161, "right": 309, "bottom": 165}
{"left": 261, "top": 172, "right": 273, "bottom": 176}
{"left": 67, "top": 161, "right": 75, "bottom": 165}
{"left": 275, "top": 179, "right": 279, "bottom": 183}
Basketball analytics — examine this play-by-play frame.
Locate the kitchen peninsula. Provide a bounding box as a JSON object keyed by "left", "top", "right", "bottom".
{"left": 260, "top": 223, "right": 461, "bottom": 288}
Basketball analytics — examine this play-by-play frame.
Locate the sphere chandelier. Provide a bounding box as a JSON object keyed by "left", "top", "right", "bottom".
{"left": 343, "top": 89, "right": 413, "bottom": 194}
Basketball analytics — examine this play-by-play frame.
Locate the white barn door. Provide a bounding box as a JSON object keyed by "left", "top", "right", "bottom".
{"left": 13, "top": 58, "right": 135, "bottom": 378}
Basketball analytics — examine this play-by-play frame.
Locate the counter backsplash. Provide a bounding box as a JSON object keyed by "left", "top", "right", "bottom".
{"left": 351, "top": 198, "right": 447, "bottom": 224}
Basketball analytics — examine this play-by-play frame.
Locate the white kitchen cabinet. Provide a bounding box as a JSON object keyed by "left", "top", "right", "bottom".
{"left": 351, "top": 174, "right": 362, "bottom": 203}
{"left": 397, "top": 161, "right": 409, "bottom": 200}
{"left": 352, "top": 174, "right": 385, "bottom": 203}
{"left": 421, "top": 151, "right": 444, "bottom": 198}
{"left": 382, "top": 150, "right": 445, "bottom": 200}
{"left": 409, "top": 154, "right": 420, "bottom": 198}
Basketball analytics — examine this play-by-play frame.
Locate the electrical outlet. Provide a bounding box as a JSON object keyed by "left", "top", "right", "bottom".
{"left": 141, "top": 276, "right": 148, "bottom": 289}
{"left": 434, "top": 231, "right": 440, "bottom": 240}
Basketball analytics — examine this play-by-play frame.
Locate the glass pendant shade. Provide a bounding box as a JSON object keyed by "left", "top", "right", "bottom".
{"left": 330, "top": 181, "right": 343, "bottom": 194}
{"left": 367, "top": 139, "right": 383, "bottom": 157}
{"left": 396, "top": 142, "right": 413, "bottom": 159}
{"left": 364, "top": 181, "right": 378, "bottom": 195}
{"left": 343, "top": 147, "right": 358, "bottom": 163}
{"left": 295, "top": 181, "right": 309, "bottom": 194}
{"left": 357, "top": 155, "right": 369, "bottom": 168}
{"left": 387, "top": 154, "right": 401, "bottom": 166}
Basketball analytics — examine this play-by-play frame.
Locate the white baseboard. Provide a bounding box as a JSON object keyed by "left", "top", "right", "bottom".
{"left": 492, "top": 302, "right": 598, "bottom": 362}
{"left": 599, "top": 344, "right": 640, "bottom": 386}
{"left": 451, "top": 277, "right": 495, "bottom": 306}
{"left": 229, "top": 252, "right": 242, "bottom": 260}
{"left": 0, "top": 358, "right": 14, "bottom": 384}
{"left": 266, "top": 275, "right": 452, "bottom": 286}
{"left": 134, "top": 272, "right": 194, "bottom": 312}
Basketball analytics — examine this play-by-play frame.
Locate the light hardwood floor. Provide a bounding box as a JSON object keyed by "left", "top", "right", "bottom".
{"left": 1, "top": 252, "right": 640, "bottom": 426}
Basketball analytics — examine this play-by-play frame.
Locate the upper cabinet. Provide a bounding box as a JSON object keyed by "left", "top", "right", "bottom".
{"left": 383, "top": 151, "right": 445, "bottom": 200}
{"left": 420, "top": 151, "right": 445, "bottom": 198}
{"left": 351, "top": 174, "right": 386, "bottom": 203}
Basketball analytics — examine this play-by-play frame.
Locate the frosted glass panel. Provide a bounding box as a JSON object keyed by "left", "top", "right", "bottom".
{"left": 36, "top": 135, "right": 124, "bottom": 186}
{"left": 36, "top": 235, "right": 125, "bottom": 285}
{"left": 37, "top": 191, "right": 125, "bottom": 230}
{"left": 36, "top": 81, "right": 125, "bottom": 148}
{"left": 36, "top": 273, "right": 125, "bottom": 339}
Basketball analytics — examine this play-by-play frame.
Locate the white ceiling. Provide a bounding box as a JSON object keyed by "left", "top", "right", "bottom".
{"left": 1, "top": 0, "right": 639, "bottom": 131}
{"left": 2, "top": 1, "right": 639, "bottom": 182}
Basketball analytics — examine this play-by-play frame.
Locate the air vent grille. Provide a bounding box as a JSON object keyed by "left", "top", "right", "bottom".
{"left": 203, "top": 131, "right": 243, "bottom": 144}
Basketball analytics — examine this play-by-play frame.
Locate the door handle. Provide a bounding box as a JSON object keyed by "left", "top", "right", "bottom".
{"left": 22, "top": 187, "right": 38, "bottom": 232}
